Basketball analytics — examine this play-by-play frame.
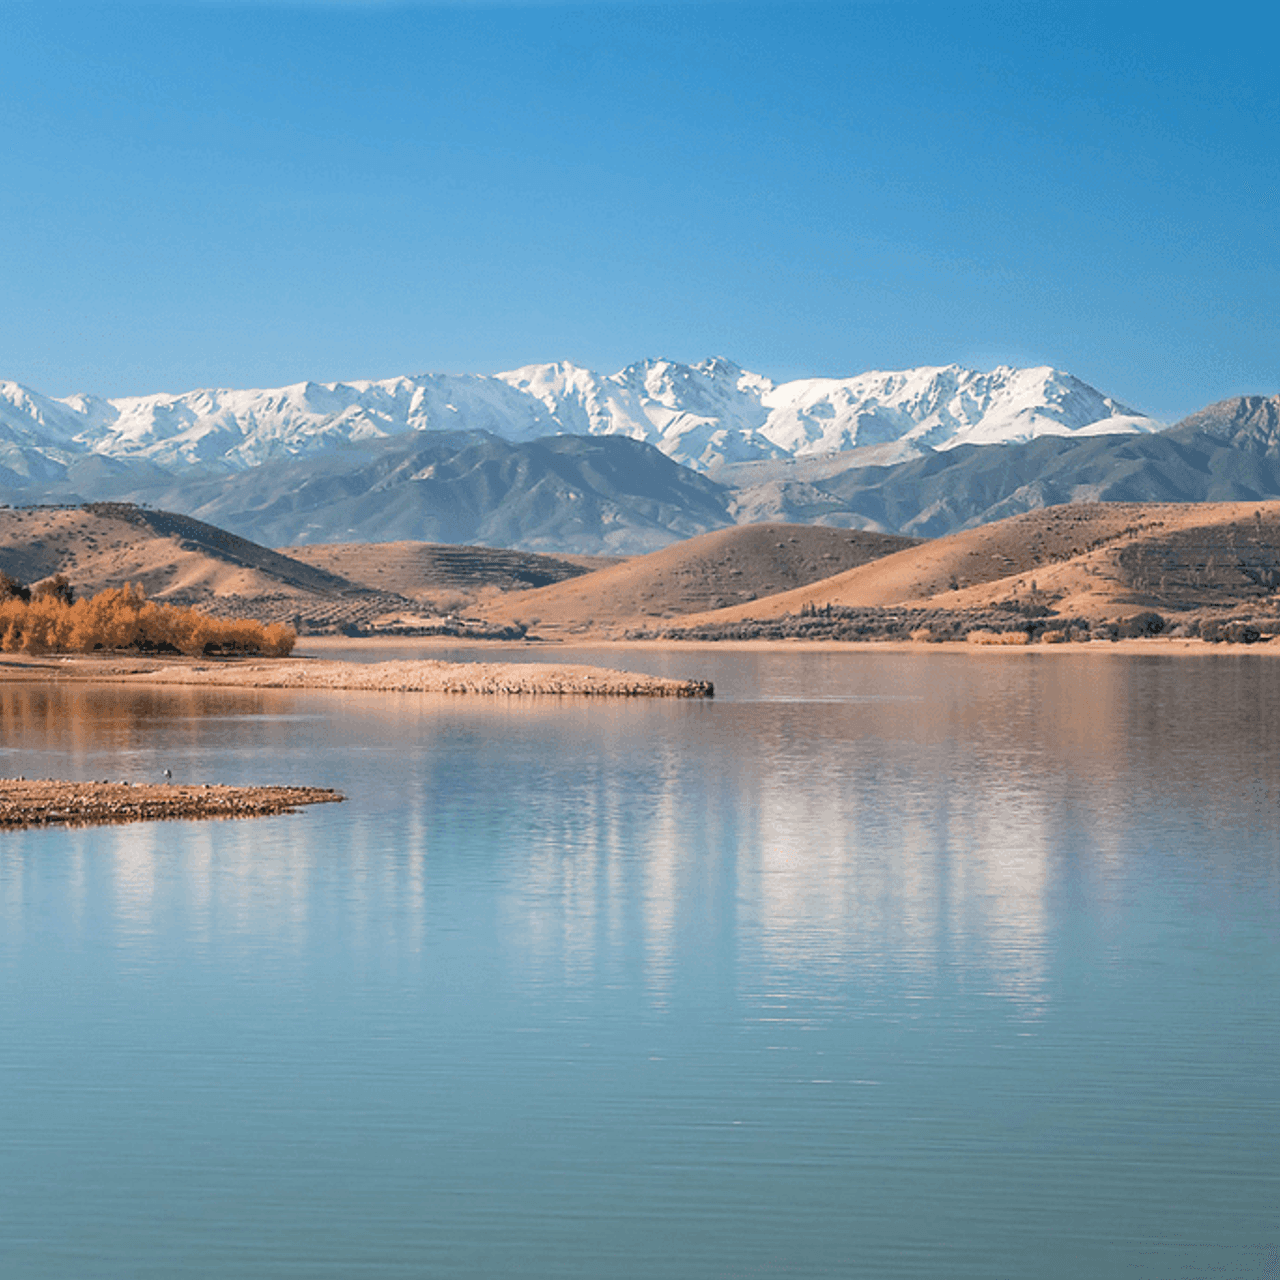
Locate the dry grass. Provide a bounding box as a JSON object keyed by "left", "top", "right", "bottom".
{"left": 966, "top": 629, "right": 1031, "bottom": 646}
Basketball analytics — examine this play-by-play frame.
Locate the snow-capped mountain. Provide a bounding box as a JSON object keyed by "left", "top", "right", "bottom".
{"left": 19, "top": 374, "right": 562, "bottom": 471}
{"left": 0, "top": 360, "right": 1161, "bottom": 479}
{"left": 0, "top": 382, "right": 93, "bottom": 481}
{"left": 498, "top": 359, "right": 1161, "bottom": 470}
{"left": 496, "top": 358, "right": 780, "bottom": 469}
{"left": 755, "top": 365, "right": 1158, "bottom": 458}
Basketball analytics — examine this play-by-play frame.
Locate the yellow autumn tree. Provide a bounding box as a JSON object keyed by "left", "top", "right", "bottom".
{"left": 0, "top": 582, "right": 295, "bottom": 657}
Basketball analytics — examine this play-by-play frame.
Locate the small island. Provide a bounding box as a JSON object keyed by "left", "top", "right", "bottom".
{"left": 0, "top": 779, "right": 344, "bottom": 829}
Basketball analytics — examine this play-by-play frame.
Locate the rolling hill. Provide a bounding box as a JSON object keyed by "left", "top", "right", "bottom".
{"left": 0, "top": 504, "right": 539, "bottom": 635}
{"left": 478, "top": 524, "right": 920, "bottom": 636}
{"left": 662, "top": 502, "right": 1280, "bottom": 631}
{"left": 2, "top": 499, "right": 1277, "bottom": 643}
{"left": 281, "top": 541, "right": 617, "bottom": 611}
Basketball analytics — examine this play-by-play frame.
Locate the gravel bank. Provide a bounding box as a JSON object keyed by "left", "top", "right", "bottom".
{"left": 0, "top": 779, "right": 344, "bottom": 829}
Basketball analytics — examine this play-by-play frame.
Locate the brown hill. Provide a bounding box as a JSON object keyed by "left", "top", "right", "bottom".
{"left": 669, "top": 502, "right": 1280, "bottom": 627}
{"left": 280, "top": 541, "right": 620, "bottom": 610}
{"left": 479, "top": 523, "right": 919, "bottom": 636}
{"left": 0, "top": 504, "right": 616, "bottom": 636}
{"left": 0, "top": 504, "right": 439, "bottom": 633}
{"left": 0, "top": 504, "right": 344, "bottom": 599}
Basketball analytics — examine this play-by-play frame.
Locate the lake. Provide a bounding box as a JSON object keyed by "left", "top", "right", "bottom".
{"left": 1, "top": 647, "right": 1276, "bottom": 1278}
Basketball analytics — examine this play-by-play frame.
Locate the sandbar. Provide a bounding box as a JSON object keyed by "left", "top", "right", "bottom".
{"left": 0, "top": 653, "right": 715, "bottom": 696}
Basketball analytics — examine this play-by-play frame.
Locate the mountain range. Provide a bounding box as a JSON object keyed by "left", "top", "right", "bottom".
{"left": 723, "top": 395, "right": 1280, "bottom": 538}
{"left": 0, "top": 361, "right": 1276, "bottom": 555}
{"left": 0, "top": 359, "right": 1158, "bottom": 479}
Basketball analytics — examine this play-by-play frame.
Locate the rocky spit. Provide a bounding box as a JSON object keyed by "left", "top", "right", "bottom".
{"left": 0, "top": 779, "right": 344, "bottom": 829}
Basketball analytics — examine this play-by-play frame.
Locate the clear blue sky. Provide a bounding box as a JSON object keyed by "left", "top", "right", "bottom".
{"left": 2, "top": 0, "right": 1276, "bottom": 421}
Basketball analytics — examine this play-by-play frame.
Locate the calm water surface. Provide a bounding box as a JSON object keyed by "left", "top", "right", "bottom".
{"left": 1, "top": 648, "right": 1277, "bottom": 1278}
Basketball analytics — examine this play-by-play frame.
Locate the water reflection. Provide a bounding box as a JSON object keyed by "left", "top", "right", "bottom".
{"left": 2, "top": 657, "right": 1277, "bottom": 1012}
{"left": 1, "top": 655, "right": 1277, "bottom": 1279}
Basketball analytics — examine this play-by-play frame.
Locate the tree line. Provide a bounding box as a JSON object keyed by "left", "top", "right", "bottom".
{"left": 0, "top": 575, "right": 294, "bottom": 657}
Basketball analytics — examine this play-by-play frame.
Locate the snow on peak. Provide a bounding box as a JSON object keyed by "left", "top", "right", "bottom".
{"left": 755, "top": 364, "right": 1159, "bottom": 459}
{"left": 0, "top": 381, "right": 89, "bottom": 445}
{"left": 0, "top": 361, "right": 1162, "bottom": 477}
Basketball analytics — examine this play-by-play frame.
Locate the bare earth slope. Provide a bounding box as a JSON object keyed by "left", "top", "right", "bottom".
{"left": 479, "top": 523, "right": 919, "bottom": 636}
{"left": 670, "top": 502, "right": 1280, "bottom": 626}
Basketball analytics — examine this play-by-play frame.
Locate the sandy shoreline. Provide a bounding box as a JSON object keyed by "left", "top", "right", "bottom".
{"left": 0, "top": 779, "right": 343, "bottom": 829}
{"left": 298, "top": 634, "right": 1279, "bottom": 657}
{"left": 592, "top": 637, "right": 1280, "bottom": 656}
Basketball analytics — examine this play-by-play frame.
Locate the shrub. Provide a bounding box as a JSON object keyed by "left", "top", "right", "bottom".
{"left": 1196, "top": 618, "right": 1262, "bottom": 643}
{"left": 1222, "top": 620, "right": 1262, "bottom": 644}
{"left": 1117, "top": 611, "right": 1166, "bottom": 638}
{"left": 262, "top": 623, "right": 296, "bottom": 656}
